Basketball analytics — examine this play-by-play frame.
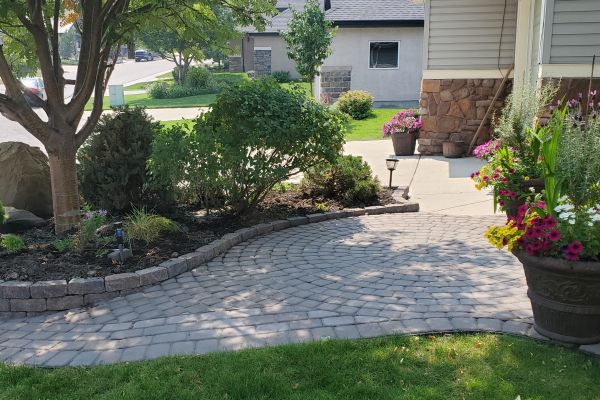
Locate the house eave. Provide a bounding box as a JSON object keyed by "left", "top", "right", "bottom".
{"left": 331, "top": 20, "right": 424, "bottom": 28}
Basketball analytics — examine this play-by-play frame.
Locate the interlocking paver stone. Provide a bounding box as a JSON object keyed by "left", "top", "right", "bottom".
{"left": 0, "top": 214, "right": 549, "bottom": 366}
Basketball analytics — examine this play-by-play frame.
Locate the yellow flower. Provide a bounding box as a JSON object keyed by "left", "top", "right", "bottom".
{"left": 524, "top": 176, "right": 530, "bottom": 181}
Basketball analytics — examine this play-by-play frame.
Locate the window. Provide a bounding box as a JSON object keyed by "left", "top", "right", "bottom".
{"left": 369, "top": 42, "right": 399, "bottom": 69}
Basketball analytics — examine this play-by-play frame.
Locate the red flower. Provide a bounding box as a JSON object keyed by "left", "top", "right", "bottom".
{"left": 526, "top": 244, "right": 537, "bottom": 256}
{"left": 564, "top": 250, "right": 579, "bottom": 261}
{"left": 568, "top": 241, "right": 584, "bottom": 254}
{"left": 492, "top": 172, "right": 500, "bottom": 180}
{"left": 525, "top": 228, "right": 537, "bottom": 239}
{"left": 499, "top": 200, "right": 505, "bottom": 207}
{"left": 531, "top": 217, "right": 542, "bottom": 226}
{"left": 518, "top": 205, "right": 528, "bottom": 217}
{"left": 501, "top": 178, "right": 509, "bottom": 183}
{"left": 508, "top": 168, "right": 515, "bottom": 174}
{"left": 547, "top": 230, "right": 561, "bottom": 242}
{"left": 543, "top": 216, "right": 557, "bottom": 229}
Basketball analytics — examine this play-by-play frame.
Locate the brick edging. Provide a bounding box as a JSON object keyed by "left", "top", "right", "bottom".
{"left": 0, "top": 203, "right": 419, "bottom": 317}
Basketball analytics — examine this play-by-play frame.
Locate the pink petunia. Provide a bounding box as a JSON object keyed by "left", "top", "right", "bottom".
{"left": 568, "top": 241, "right": 584, "bottom": 254}
{"left": 543, "top": 216, "right": 557, "bottom": 229}
{"left": 547, "top": 230, "right": 561, "bottom": 242}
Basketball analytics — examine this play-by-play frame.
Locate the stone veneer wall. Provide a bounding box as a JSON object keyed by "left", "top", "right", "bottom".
{"left": 319, "top": 66, "right": 352, "bottom": 104}
{"left": 418, "top": 78, "right": 512, "bottom": 155}
{"left": 253, "top": 49, "right": 272, "bottom": 77}
{"left": 228, "top": 56, "right": 242, "bottom": 73}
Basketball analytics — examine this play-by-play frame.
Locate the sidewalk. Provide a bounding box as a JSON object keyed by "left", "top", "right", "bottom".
{"left": 344, "top": 140, "right": 497, "bottom": 216}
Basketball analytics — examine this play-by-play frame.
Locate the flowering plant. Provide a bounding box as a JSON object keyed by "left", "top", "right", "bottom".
{"left": 382, "top": 110, "right": 422, "bottom": 137}
{"left": 473, "top": 139, "right": 502, "bottom": 161}
{"left": 484, "top": 90, "right": 600, "bottom": 261}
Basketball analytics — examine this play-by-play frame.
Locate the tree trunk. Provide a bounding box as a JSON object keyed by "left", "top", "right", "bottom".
{"left": 48, "top": 147, "right": 81, "bottom": 234}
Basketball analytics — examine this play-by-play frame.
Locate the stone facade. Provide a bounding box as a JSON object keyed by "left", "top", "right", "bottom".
{"left": 418, "top": 78, "right": 512, "bottom": 155}
{"left": 253, "top": 49, "right": 272, "bottom": 77}
{"left": 319, "top": 66, "right": 352, "bottom": 104}
{"left": 228, "top": 56, "right": 242, "bottom": 73}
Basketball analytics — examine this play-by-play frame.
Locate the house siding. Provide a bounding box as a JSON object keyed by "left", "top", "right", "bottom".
{"left": 321, "top": 26, "right": 423, "bottom": 103}
{"left": 426, "top": 0, "right": 517, "bottom": 70}
{"left": 546, "top": 0, "right": 600, "bottom": 64}
{"left": 252, "top": 35, "right": 301, "bottom": 79}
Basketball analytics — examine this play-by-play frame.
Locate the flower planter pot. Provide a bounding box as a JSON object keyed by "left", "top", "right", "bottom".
{"left": 391, "top": 130, "right": 418, "bottom": 156}
{"left": 442, "top": 141, "right": 464, "bottom": 158}
{"left": 504, "top": 178, "right": 546, "bottom": 218}
{"left": 514, "top": 250, "right": 600, "bottom": 344}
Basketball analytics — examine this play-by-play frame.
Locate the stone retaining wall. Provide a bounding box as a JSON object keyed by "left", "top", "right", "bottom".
{"left": 319, "top": 66, "right": 352, "bottom": 104}
{"left": 0, "top": 203, "right": 419, "bottom": 317}
{"left": 418, "top": 78, "right": 512, "bottom": 155}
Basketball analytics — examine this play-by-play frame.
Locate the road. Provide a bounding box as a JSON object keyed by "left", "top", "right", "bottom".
{"left": 0, "top": 59, "right": 175, "bottom": 150}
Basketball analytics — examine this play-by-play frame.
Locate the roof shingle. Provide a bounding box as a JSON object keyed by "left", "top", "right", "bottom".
{"left": 326, "top": 0, "right": 424, "bottom": 22}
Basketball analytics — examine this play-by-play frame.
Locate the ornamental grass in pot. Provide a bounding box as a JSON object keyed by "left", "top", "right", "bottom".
{"left": 482, "top": 89, "right": 600, "bottom": 344}
{"left": 382, "top": 110, "right": 422, "bottom": 156}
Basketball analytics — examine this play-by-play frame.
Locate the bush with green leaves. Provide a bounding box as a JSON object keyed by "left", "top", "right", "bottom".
{"left": 52, "top": 238, "right": 73, "bottom": 253}
{"left": 150, "top": 79, "right": 346, "bottom": 215}
{"left": 186, "top": 66, "right": 219, "bottom": 91}
{"left": 337, "top": 90, "right": 374, "bottom": 120}
{"left": 0, "top": 201, "right": 5, "bottom": 226}
{"left": 271, "top": 71, "right": 291, "bottom": 83}
{"left": 74, "top": 209, "right": 107, "bottom": 252}
{"left": 303, "top": 155, "right": 381, "bottom": 206}
{"left": 125, "top": 207, "right": 180, "bottom": 243}
{"left": 78, "top": 107, "right": 158, "bottom": 213}
{"left": 1, "top": 234, "right": 25, "bottom": 254}
{"left": 147, "top": 81, "right": 170, "bottom": 99}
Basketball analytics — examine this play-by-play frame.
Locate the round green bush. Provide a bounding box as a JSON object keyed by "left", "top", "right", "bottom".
{"left": 272, "top": 71, "right": 291, "bottom": 83}
{"left": 303, "top": 155, "right": 381, "bottom": 206}
{"left": 78, "top": 107, "right": 159, "bottom": 213}
{"left": 186, "top": 66, "right": 218, "bottom": 91}
{"left": 337, "top": 90, "right": 374, "bottom": 120}
{"left": 148, "top": 81, "right": 169, "bottom": 99}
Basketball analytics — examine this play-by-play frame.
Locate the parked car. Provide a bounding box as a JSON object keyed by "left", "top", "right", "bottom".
{"left": 135, "top": 50, "right": 154, "bottom": 62}
{"left": 20, "top": 77, "right": 46, "bottom": 107}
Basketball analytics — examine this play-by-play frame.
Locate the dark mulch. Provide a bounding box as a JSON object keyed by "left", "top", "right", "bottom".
{"left": 0, "top": 189, "right": 395, "bottom": 282}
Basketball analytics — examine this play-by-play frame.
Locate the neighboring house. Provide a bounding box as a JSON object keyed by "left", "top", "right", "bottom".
{"left": 317, "top": 0, "right": 424, "bottom": 106}
{"left": 419, "top": 0, "right": 600, "bottom": 154}
{"left": 230, "top": 0, "right": 425, "bottom": 106}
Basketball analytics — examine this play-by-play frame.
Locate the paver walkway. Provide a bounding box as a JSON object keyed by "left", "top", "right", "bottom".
{"left": 0, "top": 214, "right": 536, "bottom": 367}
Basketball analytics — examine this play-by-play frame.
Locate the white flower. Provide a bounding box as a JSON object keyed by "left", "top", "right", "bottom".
{"left": 563, "top": 204, "right": 575, "bottom": 211}
{"left": 591, "top": 214, "right": 600, "bottom": 222}
{"left": 589, "top": 222, "right": 594, "bottom": 227}
{"left": 569, "top": 219, "right": 576, "bottom": 225}
{"left": 559, "top": 211, "right": 575, "bottom": 220}
{"left": 558, "top": 195, "right": 569, "bottom": 202}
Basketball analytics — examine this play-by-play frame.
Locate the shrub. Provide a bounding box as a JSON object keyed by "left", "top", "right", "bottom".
{"left": 337, "top": 90, "right": 374, "bottom": 120}
{"left": 186, "top": 66, "right": 218, "bottom": 91}
{"left": 1, "top": 234, "right": 25, "bottom": 254}
{"left": 147, "top": 81, "right": 169, "bottom": 99}
{"left": 303, "top": 155, "right": 381, "bottom": 206}
{"left": 272, "top": 71, "right": 291, "bottom": 83}
{"left": 78, "top": 107, "right": 158, "bottom": 212}
{"left": 125, "top": 207, "right": 180, "bottom": 243}
{"left": 0, "top": 201, "right": 5, "bottom": 226}
{"left": 150, "top": 79, "right": 346, "bottom": 215}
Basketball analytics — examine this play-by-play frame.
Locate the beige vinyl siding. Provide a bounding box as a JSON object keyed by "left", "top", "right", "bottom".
{"left": 426, "top": 0, "right": 517, "bottom": 70}
{"left": 546, "top": 0, "right": 600, "bottom": 64}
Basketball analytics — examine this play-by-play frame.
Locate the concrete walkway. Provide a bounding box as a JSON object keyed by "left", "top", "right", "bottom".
{"left": 0, "top": 213, "right": 548, "bottom": 367}
{"left": 345, "top": 140, "right": 497, "bottom": 216}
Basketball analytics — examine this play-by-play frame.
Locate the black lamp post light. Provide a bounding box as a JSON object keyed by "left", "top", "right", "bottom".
{"left": 386, "top": 158, "right": 399, "bottom": 188}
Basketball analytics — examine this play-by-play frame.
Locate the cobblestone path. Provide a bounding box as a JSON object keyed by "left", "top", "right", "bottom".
{"left": 0, "top": 214, "right": 541, "bottom": 367}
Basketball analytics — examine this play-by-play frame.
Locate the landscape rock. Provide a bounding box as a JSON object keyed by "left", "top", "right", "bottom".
{"left": 0, "top": 142, "right": 52, "bottom": 217}
{"left": 0, "top": 207, "right": 46, "bottom": 233}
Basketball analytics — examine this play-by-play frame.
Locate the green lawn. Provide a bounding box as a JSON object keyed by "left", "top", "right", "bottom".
{"left": 0, "top": 334, "right": 597, "bottom": 399}
{"left": 86, "top": 93, "right": 217, "bottom": 111}
{"left": 345, "top": 108, "right": 400, "bottom": 141}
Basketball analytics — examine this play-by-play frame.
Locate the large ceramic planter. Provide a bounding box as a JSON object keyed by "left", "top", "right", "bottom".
{"left": 391, "top": 130, "right": 418, "bottom": 156}
{"left": 514, "top": 250, "right": 600, "bottom": 344}
{"left": 503, "top": 178, "right": 545, "bottom": 218}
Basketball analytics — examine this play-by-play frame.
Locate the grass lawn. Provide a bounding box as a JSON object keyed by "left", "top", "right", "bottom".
{"left": 345, "top": 108, "right": 400, "bottom": 141}
{"left": 85, "top": 93, "right": 217, "bottom": 111}
{"left": 0, "top": 334, "right": 598, "bottom": 399}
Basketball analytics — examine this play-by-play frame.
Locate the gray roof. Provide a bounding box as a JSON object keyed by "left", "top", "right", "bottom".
{"left": 245, "top": 0, "right": 311, "bottom": 34}
{"left": 326, "top": 0, "right": 424, "bottom": 22}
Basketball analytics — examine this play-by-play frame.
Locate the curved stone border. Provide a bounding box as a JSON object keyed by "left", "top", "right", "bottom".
{"left": 0, "top": 203, "right": 419, "bottom": 317}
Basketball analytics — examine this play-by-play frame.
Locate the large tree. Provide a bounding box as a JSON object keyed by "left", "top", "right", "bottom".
{"left": 0, "top": 0, "right": 275, "bottom": 233}
{"left": 281, "top": 0, "right": 336, "bottom": 95}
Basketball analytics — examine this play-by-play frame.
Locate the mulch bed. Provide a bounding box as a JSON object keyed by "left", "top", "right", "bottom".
{"left": 0, "top": 189, "right": 395, "bottom": 282}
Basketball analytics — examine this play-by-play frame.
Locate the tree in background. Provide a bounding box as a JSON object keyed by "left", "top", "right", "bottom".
{"left": 282, "top": 0, "right": 336, "bottom": 95}
{"left": 0, "top": 0, "right": 275, "bottom": 233}
{"left": 138, "top": 5, "right": 237, "bottom": 85}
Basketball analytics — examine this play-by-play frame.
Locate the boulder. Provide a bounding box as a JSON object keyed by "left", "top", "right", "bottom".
{"left": 0, "top": 207, "right": 47, "bottom": 233}
{"left": 0, "top": 142, "right": 52, "bottom": 217}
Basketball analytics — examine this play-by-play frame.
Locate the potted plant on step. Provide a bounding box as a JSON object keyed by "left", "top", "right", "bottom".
{"left": 382, "top": 110, "right": 422, "bottom": 156}
{"left": 483, "top": 91, "right": 600, "bottom": 344}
